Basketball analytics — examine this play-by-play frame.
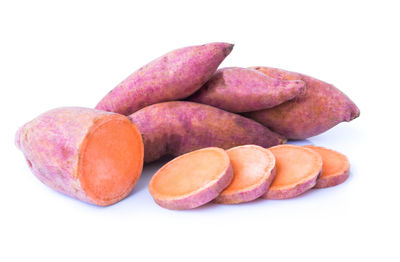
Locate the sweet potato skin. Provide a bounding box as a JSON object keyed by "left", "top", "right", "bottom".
{"left": 128, "top": 101, "right": 286, "bottom": 163}
{"left": 247, "top": 67, "right": 360, "bottom": 139}
{"left": 188, "top": 67, "right": 305, "bottom": 112}
{"left": 314, "top": 169, "right": 349, "bottom": 188}
{"left": 95, "top": 42, "right": 234, "bottom": 115}
{"left": 215, "top": 167, "right": 276, "bottom": 204}
{"left": 264, "top": 175, "right": 318, "bottom": 199}
{"left": 15, "top": 107, "right": 142, "bottom": 206}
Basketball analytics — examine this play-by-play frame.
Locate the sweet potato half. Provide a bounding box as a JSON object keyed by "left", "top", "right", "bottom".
{"left": 16, "top": 107, "right": 144, "bottom": 206}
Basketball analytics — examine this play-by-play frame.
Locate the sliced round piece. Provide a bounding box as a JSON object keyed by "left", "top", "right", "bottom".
{"left": 304, "top": 145, "right": 350, "bottom": 188}
{"left": 215, "top": 145, "right": 276, "bottom": 204}
{"left": 263, "top": 145, "right": 322, "bottom": 199}
{"left": 149, "top": 147, "right": 233, "bottom": 210}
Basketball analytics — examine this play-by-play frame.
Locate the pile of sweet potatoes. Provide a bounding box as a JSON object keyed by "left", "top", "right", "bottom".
{"left": 16, "top": 42, "right": 359, "bottom": 207}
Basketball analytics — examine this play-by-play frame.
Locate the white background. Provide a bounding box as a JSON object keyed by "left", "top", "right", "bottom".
{"left": 1, "top": 0, "right": 399, "bottom": 261}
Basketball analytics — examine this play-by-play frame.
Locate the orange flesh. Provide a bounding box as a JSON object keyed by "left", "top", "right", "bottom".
{"left": 221, "top": 146, "right": 274, "bottom": 194}
{"left": 304, "top": 146, "right": 349, "bottom": 178}
{"left": 150, "top": 148, "right": 228, "bottom": 198}
{"left": 79, "top": 116, "right": 143, "bottom": 205}
{"left": 269, "top": 145, "right": 321, "bottom": 189}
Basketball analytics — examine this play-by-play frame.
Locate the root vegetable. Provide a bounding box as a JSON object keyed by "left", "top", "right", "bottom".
{"left": 215, "top": 145, "right": 276, "bottom": 204}
{"left": 128, "top": 101, "right": 286, "bottom": 163}
{"left": 95, "top": 42, "right": 234, "bottom": 115}
{"left": 304, "top": 145, "right": 350, "bottom": 188}
{"left": 149, "top": 147, "right": 233, "bottom": 210}
{"left": 15, "top": 107, "right": 144, "bottom": 206}
{"left": 247, "top": 66, "right": 360, "bottom": 139}
{"left": 263, "top": 145, "right": 322, "bottom": 199}
{"left": 188, "top": 67, "right": 305, "bottom": 112}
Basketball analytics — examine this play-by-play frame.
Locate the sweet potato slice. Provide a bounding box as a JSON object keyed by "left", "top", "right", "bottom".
{"left": 304, "top": 146, "right": 350, "bottom": 188}
{"left": 149, "top": 147, "right": 233, "bottom": 210}
{"left": 263, "top": 145, "right": 322, "bottom": 199}
{"left": 215, "top": 145, "right": 276, "bottom": 204}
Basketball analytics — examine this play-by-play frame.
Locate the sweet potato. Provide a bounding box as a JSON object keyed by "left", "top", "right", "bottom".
{"left": 263, "top": 145, "right": 322, "bottom": 199}
{"left": 188, "top": 67, "right": 305, "bottom": 112}
{"left": 247, "top": 67, "right": 360, "bottom": 139}
{"left": 304, "top": 145, "right": 350, "bottom": 188}
{"left": 149, "top": 147, "right": 233, "bottom": 210}
{"left": 128, "top": 101, "right": 286, "bottom": 163}
{"left": 95, "top": 42, "right": 234, "bottom": 115}
{"left": 15, "top": 107, "right": 144, "bottom": 206}
{"left": 215, "top": 145, "right": 276, "bottom": 204}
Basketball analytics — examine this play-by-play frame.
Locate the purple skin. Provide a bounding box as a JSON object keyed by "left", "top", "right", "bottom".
{"left": 247, "top": 67, "right": 360, "bottom": 140}
{"left": 215, "top": 167, "right": 276, "bottom": 204}
{"left": 95, "top": 42, "right": 234, "bottom": 115}
{"left": 152, "top": 163, "right": 234, "bottom": 210}
{"left": 188, "top": 67, "right": 306, "bottom": 113}
{"left": 128, "top": 101, "right": 286, "bottom": 163}
{"left": 15, "top": 107, "right": 141, "bottom": 206}
{"left": 263, "top": 172, "right": 319, "bottom": 199}
{"left": 315, "top": 169, "right": 349, "bottom": 188}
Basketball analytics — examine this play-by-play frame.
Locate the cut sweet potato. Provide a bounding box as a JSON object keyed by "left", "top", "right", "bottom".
{"left": 16, "top": 107, "right": 144, "bottom": 206}
{"left": 304, "top": 146, "right": 350, "bottom": 188}
{"left": 215, "top": 145, "right": 276, "bottom": 204}
{"left": 263, "top": 145, "right": 322, "bottom": 199}
{"left": 149, "top": 147, "right": 233, "bottom": 210}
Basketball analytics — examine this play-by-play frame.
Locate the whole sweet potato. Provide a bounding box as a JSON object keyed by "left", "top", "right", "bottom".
{"left": 128, "top": 101, "right": 285, "bottom": 163}
{"left": 188, "top": 67, "right": 305, "bottom": 112}
{"left": 95, "top": 42, "right": 234, "bottom": 115}
{"left": 247, "top": 67, "right": 360, "bottom": 139}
